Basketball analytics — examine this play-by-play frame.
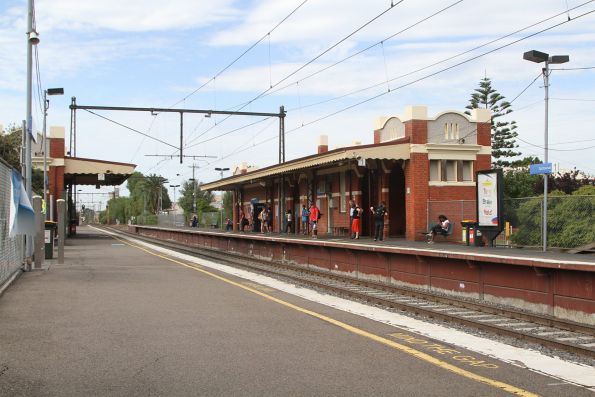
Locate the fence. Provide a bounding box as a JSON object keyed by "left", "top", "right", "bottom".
{"left": 428, "top": 195, "right": 595, "bottom": 249}
{"left": 0, "top": 160, "right": 24, "bottom": 287}
{"left": 155, "top": 211, "right": 223, "bottom": 229}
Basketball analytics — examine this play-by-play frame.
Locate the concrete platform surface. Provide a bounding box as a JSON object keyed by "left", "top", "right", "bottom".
{"left": 137, "top": 225, "right": 595, "bottom": 271}
{"left": 0, "top": 226, "right": 592, "bottom": 396}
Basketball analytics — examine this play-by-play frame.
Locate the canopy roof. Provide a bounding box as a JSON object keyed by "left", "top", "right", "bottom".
{"left": 201, "top": 139, "right": 410, "bottom": 191}
{"left": 64, "top": 157, "right": 136, "bottom": 186}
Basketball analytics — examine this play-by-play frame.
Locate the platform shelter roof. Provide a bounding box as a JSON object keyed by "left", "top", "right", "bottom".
{"left": 64, "top": 157, "right": 136, "bottom": 186}
{"left": 201, "top": 139, "right": 410, "bottom": 191}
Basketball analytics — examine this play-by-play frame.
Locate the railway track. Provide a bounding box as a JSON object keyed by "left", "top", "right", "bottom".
{"left": 108, "top": 227, "right": 595, "bottom": 360}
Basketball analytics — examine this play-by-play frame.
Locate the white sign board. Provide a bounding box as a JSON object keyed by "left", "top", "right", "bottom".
{"left": 98, "top": 173, "right": 105, "bottom": 181}
{"left": 477, "top": 172, "right": 499, "bottom": 227}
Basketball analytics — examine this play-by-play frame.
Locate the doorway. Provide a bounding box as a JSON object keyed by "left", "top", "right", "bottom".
{"left": 389, "top": 164, "right": 406, "bottom": 236}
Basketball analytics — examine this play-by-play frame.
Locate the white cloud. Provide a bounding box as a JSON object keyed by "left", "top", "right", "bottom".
{"left": 35, "top": 0, "right": 240, "bottom": 32}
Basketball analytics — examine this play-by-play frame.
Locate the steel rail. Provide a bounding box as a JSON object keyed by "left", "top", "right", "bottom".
{"left": 106, "top": 227, "right": 595, "bottom": 359}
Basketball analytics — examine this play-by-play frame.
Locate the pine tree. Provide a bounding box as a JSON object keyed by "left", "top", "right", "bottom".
{"left": 465, "top": 77, "right": 521, "bottom": 168}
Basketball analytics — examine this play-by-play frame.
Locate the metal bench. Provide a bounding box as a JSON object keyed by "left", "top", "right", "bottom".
{"left": 424, "top": 222, "right": 453, "bottom": 242}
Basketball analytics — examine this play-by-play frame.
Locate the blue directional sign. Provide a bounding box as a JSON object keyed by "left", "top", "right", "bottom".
{"left": 529, "top": 163, "right": 553, "bottom": 175}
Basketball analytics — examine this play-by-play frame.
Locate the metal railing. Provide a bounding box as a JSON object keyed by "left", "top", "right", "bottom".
{"left": 0, "top": 160, "right": 24, "bottom": 287}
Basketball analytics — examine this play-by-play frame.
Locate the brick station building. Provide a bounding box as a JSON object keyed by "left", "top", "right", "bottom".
{"left": 201, "top": 106, "right": 492, "bottom": 241}
{"left": 32, "top": 126, "right": 136, "bottom": 230}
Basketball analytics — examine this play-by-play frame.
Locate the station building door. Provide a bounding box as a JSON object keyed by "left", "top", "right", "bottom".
{"left": 389, "top": 164, "right": 406, "bottom": 236}
{"left": 361, "top": 169, "right": 379, "bottom": 236}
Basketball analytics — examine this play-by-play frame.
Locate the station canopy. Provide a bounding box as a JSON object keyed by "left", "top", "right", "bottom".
{"left": 201, "top": 140, "right": 410, "bottom": 191}
{"left": 64, "top": 157, "right": 136, "bottom": 186}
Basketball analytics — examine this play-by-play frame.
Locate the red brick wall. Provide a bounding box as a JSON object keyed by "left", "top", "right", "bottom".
{"left": 405, "top": 153, "right": 429, "bottom": 240}
{"left": 475, "top": 154, "right": 491, "bottom": 172}
{"left": 49, "top": 137, "right": 65, "bottom": 158}
{"left": 405, "top": 120, "right": 427, "bottom": 144}
{"left": 48, "top": 165, "right": 64, "bottom": 221}
{"left": 373, "top": 129, "right": 381, "bottom": 144}
{"left": 476, "top": 121, "right": 491, "bottom": 146}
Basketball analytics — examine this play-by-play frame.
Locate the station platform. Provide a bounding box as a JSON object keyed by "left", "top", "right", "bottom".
{"left": 127, "top": 225, "right": 595, "bottom": 325}
{"left": 1, "top": 226, "right": 593, "bottom": 395}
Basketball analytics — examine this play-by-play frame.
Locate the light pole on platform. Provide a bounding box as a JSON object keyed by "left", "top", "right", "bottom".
{"left": 214, "top": 168, "right": 229, "bottom": 228}
{"left": 43, "top": 87, "right": 64, "bottom": 219}
{"left": 169, "top": 184, "right": 180, "bottom": 226}
{"left": 523, "top": 50, "right": 569, "bottom": 253}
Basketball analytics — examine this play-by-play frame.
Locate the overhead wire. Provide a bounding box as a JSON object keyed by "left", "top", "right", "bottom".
{"left": 168, "top": 0, "right": 310, "bottom": 109}
{"left": 83, "top": 109, "right": 178, "bottom": 149}
{"left": 259, "top": 0, "right": 464, "bottom": 100}
{"left": 185, "top": 0, "right": 406, "bottom": 146}
{"left": 289, "top": 0, "right": 595, "bottom": 113}
{"left": 212, "top": 6, "right": 595, "bottom": 164}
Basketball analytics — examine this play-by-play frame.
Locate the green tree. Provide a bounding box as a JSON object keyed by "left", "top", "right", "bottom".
{"left": 1, "top": 124, "right": 45, "bottom": 194}
{"left": 509, "top": 186, "right": 595, "bottom": 248}
{"left": 126, "top": 172, "right": 170, "bottom": 216}
{"left": 178, "top": 180, "right": 216, "bottom": 220}
{"left": 104, "top": 197, "right": 132, "bottom": 224}
{"left": 465, "top": 77, "right": 521, "bottom": 168}
{"left": 503, "top": 168, "right": 540, "bottom": 199}
{"left": 0, "top": 124, "right": 22, "bottom": 169}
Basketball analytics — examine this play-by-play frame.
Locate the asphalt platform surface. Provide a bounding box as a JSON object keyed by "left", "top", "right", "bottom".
{"left": 0, "top": 226, "right": 591, "bottom": 396}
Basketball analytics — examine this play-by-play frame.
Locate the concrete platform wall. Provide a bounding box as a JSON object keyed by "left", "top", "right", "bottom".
{"left": 129, "top": 226, "right": 594, "bottom": 325}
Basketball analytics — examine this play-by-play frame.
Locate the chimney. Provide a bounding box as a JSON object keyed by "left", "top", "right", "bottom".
{"left": 240, "top": 162, "right": 248, "bottom": 174}
{"left": 317, "top": 135, "right": 328, "bottom": 154}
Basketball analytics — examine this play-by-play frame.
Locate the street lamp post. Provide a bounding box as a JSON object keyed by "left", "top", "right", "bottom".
{"left": 43, "top": 88, "right": 64, "bottom": 219}
{"left": 523, "top": 50, "right": 569, "bottom": 252}
{"left": 214, "top": 168, "right": 229, "bottom": 229}
{"left": 215, "top": 167, "right": 230, "bottom": 179}
{"left": 25, "top": 0, "right": 40, "bottom": 260}
{"left": 169, "top": 184, "right": 180, "bottom": 227}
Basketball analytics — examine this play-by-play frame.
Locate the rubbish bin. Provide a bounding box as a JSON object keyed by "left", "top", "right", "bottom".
{"left": 474, "top": 227, "right": 485, "bottom": 247}
{"left": 460, "top": 220, "right": 476, "bottom": 246}
{"left": 44, "top": 221, "right": 57, "bottom": 259}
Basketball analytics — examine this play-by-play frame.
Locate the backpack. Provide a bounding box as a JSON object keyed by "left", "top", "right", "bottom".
{"left": 374, "top": 206, "right": 385, "bottom": 220}
{"left": 317, "top": 211, "right": 322, "bottom": 220}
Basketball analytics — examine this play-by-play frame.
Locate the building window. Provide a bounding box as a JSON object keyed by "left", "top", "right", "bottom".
{"left": 430, "top": 160, "right": 473, "bottom": 182}
{"left": 461, "top": 160, "right": 472, "bottom": 181}
{"left": 430, "top": 160, "right": 441, "bottom": 181}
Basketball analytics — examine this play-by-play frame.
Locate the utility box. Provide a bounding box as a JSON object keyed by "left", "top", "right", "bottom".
{"left": 44, "top": 221, "right": 57, "bottom": 259}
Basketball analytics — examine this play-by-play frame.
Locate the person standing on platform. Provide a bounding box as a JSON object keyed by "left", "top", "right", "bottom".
{"left": 309, "top": 202, "right": 320, "bottom": 239}
{"left": 349, "top": 199, "right": 356, "bottom": 238}
{"left": 285, "top": 209, "right": 293, "bottom": 233}
{"left": 259, "top": 207, "right": 269, "bottom": 233}
{"left": 191, "top": 215, "right": 198, "bottom": 228}
{"left": 301, "top": 204, "right": 310, "bottom": 235}
{"left": 370, "top": 201, "right": 388, "bottom": 241}
{"left": 351, "top": 204, "right": 362, "bottom": 239}
{"left": 239, "top": 210, "right": 248, "bottom": 232}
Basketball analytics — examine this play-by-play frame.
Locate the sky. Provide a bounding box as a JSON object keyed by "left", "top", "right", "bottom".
{"left": 1, "top": 0, "right": 594, "bottom": 208}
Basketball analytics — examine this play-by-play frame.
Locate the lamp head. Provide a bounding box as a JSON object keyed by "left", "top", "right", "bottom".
{"left": 549, "top": 55, "right": 569, "bottom": 64}
{"left": 523, "top": 50, "right": 549, "bottom": 63}
{"left": 28, "top": 30, "right": 40, "bottom": 45}
{"left": 47, "top": 88, "right": 64, "bottom": 96}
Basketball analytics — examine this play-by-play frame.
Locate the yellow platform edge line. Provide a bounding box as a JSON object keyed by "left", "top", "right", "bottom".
{"left": 110, "top": 232, "right": 539, "bottom": 397}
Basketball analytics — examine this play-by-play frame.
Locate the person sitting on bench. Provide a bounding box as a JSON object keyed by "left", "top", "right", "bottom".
{"left": 427, "top": 215, "right": 450, "bottom": 243}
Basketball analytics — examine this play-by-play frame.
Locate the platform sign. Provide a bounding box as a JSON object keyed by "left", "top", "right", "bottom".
{"left": 476, "top": 169, "right": 503, "bottom": 229}
{"left": 529, "top": 163, "right": 552, "bottom": 175}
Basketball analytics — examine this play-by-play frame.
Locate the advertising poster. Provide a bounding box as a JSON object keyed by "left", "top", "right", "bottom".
{"left": 477, "top": 171, "right": 499, "bottom": 227}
